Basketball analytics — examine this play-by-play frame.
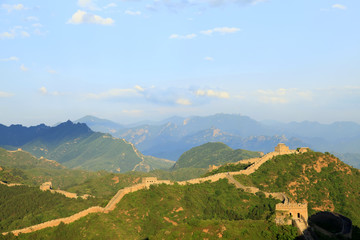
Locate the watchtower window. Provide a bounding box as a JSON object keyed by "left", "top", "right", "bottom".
{"left": 298, "top": 213, "right": 300, "bottom": 218}
{"left": 290, "top": 213, "right": 292, "bottom": 216}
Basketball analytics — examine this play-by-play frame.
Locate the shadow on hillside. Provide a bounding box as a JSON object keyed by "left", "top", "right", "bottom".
{"left": 295, "top": 224, "right": 360, "bottom": 240}
{"left": 353, "top": 225, "right": 360, "bottom": 239}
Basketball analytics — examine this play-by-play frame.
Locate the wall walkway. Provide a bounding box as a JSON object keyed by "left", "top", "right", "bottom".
{"left": 2, "top": 145, "right": 306, "bottom": 237}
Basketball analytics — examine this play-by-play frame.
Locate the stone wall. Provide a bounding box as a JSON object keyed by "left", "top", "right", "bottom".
{"left": 4, "top": 206, "right": 104, "bottom": 236}
{"left": 2, "top": 146, "right": 310, "bottom": 237}
{"left": 275, "top": 203, "right": 308, "bottom": 225}
{"left": 39, "top": 181, "right": 91, "bottom": 199}
{"left": 142, "top": 177, "right": 158, "bottom": 183}
{"left": 208, "top": 144, "right": 307, "bottom": 174}
{"left": 0, "top": 181, "right": 23, "bottom": 187}
{"left": 40, "top": 182, "right": 52, "bottom": 191}
{"left": 104, "top": 179, "right": 172, "bottom": 212}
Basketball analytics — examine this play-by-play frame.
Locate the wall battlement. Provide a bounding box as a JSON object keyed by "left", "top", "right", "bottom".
{"left": 142, "top": 177, "right": 158, "bottom": 183}
{"left": 275, "top": 202, "right": 308, "bottom": 225}
{"left": 208, "top": 144, "right": 309, "bottom": 173}
{"left": 40, "top": 182, "right": 92, "bottom": 199}
{"left": 3, "top": 146, "right": 312, "bottom": 237}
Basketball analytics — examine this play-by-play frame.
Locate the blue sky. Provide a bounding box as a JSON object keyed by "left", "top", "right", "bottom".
{"left": 1, "top": 0, "right": 359, "bottom": 126}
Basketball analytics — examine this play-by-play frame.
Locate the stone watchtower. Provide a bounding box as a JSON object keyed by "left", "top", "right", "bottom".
{"left": 142, "top": 177, "right": 158, "bottom": 184}
{"left": 275, "top": 203, "right": 308, "bottom": 225}
{"left": 275, "top": 143, "right": 290, "bottom": 154}
{"left": 40, "top": 182, "right": 52, "bottom": 191}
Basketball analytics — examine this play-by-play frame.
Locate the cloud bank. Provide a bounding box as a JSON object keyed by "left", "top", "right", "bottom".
{"left": 68, "top": 10, "right": 114, "bottom": 25}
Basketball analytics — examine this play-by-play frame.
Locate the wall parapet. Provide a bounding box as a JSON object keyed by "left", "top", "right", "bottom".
{"left": 2, "top": 145, "right": 310, "bottom": 237}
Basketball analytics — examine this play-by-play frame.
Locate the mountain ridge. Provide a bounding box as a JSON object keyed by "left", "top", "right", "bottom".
{"left": 76, "top": 114, "right": 360, "bottom": 165}
{"left": 0, "top": 121, "right": 173, "bottom": 173}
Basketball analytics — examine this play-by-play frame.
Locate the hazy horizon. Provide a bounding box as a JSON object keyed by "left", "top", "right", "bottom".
{"left": 1, "top": 0, "right": 360, "bottom": 126}
{"left": 2, "top": 112, "right": 360, "bottom": 128}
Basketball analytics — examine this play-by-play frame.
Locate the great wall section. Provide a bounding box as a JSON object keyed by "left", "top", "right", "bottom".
{"left": 2, "top": 144, "right": 313, "bottom": 239}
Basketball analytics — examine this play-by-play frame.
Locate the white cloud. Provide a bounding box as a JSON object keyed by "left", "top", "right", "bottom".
{"left": 0, "top": 91, "right": 14, "bottom": 98}
{"left": 332, "top": 4, "right": 347, "bottom": 10}
{"left": 257, "top": 89, "right": 288, "bottom": 104}
{"left": 20, "top": 64, "right": 29, "bottom": 72}
{"left": 86, "top": 87, "right": 141, "bottom": 99}
{"left": 256, "top": 88, "right": 312, "bottom": 104}
{"left": 200, "top": 27, "right": 241, "bottom": 35}
{"left": 0, "top": 56, "right": 19, "bottom": 61}
{"left": 32, "top": 23, "right": 43, "bottom": 28}
{"left": 204, "top": 56, "right": 214, "bottom": 61}
{"left": 25, "top": 16, "right": 39, "bottom": 22}
{"left": 34, "top": 29, "right": 46, "bottom": 36}
{"left": 78, "top": 0, "right": 100, "bottom": 11}
{"left": 169, "top": 33, "right": 197, "bottom": 39}
{"left": 2, "top": 4, "right": 25, "bottom": 12}
{"left": 48, "top": 69, "right": 57, "bottom": 74}
{"left": 0, "top": 31, "right": 16, "bottom": 39}
{"left": 1, "top": 27, "right": 30, "bottom": 39}
{"left": 39, "top": 87, "right": 64, "bottom": 96}
{"left": 146, "top": 0, "right": 266, "bottom": 11}
{"left": 251, "top": 0, "right": 266, "bottom": 5}
{"left": 125, "top": 10, "right": 142, "bottom": 16}
{"left": 104, "top": 3, "right": 117, "bottom": 9}
{"left": 39, "top": 87, "right": 48, "bottom": 95}
{"left": 21, "top": 31, "right": 30, "bottom": 37}
{"left": 67, "top": 10, "right": 114, "bottom": 25}
{"left": 176, "top": 98, "right": 192, "bottom": 105}
{"left": 135, "top": 85, "right": 144, "bottom": 92}
{"left": 195, "top": 89, "right": 230, "bottom": 99}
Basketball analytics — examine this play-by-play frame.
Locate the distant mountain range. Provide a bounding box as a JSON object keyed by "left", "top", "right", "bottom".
{"left": 0, "top": 121, "right": 173, "bottom": 173}
{"left": 75, "top": 114, "right": 360, "bottom": 168}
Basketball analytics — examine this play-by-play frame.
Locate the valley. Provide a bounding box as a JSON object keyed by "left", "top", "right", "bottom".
{"left": 77, "top": 114, "right": 360, "bottom": 168}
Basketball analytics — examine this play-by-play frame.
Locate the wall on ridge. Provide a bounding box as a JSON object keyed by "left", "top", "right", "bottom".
{"left": 7, "top": 206, "right": 104, "bottom": 236}
{"left": 0, "top": 181, "right": 23, "bottom": 187}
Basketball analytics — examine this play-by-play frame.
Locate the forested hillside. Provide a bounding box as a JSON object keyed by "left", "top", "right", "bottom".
{"left": 0, "top": 185, "right": 100, "bottom": 233}
{"left": 2, "top": 180, "right": 298, "bottom": 240}
{"left": 234, "top": 151, "right": 360, "bottom": 227}
{"left": 172, "top": 142, "right": 261, "bottom": 169}
{"left": 0, "top": 122, "right": 173, "bottom": 173}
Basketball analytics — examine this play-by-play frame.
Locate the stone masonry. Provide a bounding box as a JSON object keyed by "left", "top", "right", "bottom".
{"left": 3, "top": 144, "right": 311, "bottom": 237}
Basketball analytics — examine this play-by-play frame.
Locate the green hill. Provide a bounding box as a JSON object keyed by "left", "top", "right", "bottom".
{"left": 0, "top": 121, "right": 173, "bottom": 173}
{"left": 234, "top": 151, "right": 360, "bottom": 227}
{"left": 6, "top": 179, "right": 298, "bottom": 240}
{"left": 172, "top": 142, "right": 262, "bottom": 169}
{"left": 22, "top": 132, "right": 173, "bottom": 172}
{"left": 0, "top": 184, "right": 100, "bottom": 233}
{"left": 2, "top": 148, "right": 360, "bottom": 239}
{"left": 0, "top": 147, "right": 111, "bottom": 190}
{"left": 0, "top": 148, "right": 64, "bottom": 170}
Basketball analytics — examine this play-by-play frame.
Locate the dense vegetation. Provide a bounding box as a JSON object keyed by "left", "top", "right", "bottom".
{"left": 22, "top": 132, "right": 173, "bottom": 172}
{"left": 0, "top": 121, "right": 173, "bottom": 173}
{"left": 148, "top": 167, "right": 207, "bottom": 181}
{"left": 2, "top": 179, "right": 298, "bottom": 239}
{"left": 0, "top": 147, "right": 109, "bottom": 190}
{"left": 202, "top": 163, "right": 251, "bottom": 177}
{"left": 0, "top": 185, "right": 100, "bottom": 232}
{"left": 1, "top": 143, "right": 359, "bottom": 239}
{"left": 233, "top": 152, "right": 360, "bottom": 227}
{"left": 65, "top": 171, "right": 147, "bottom": 198}
{"left": 172, "top": 142, "right": 261, "bottom": 169}
{"left": 0, "top": 148, "right": 64, "bottom": 171}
